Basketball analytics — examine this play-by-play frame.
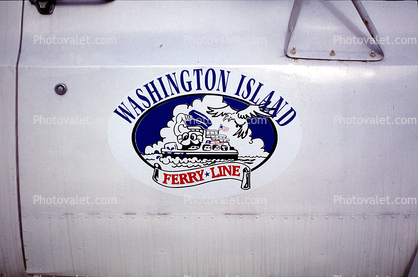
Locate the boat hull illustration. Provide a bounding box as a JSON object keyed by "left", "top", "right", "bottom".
{"left": 161, "top": 146, "right": 239, "bottom": 160}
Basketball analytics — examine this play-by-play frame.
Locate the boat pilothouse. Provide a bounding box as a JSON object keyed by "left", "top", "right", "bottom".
{"left": 161, "top": 126, "right": 239, "bottom": 160}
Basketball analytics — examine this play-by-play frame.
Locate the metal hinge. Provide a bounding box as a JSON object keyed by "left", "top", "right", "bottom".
{"left": 29, "top": 0, "right": 56, "bottom": 15}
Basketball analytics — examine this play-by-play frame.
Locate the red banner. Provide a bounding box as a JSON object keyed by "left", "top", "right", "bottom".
{"left": 152, "top": 162, "right": 251, "bottom": 190}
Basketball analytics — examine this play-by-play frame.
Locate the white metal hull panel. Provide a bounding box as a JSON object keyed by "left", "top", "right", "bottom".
{"left": 22, "top": 214, "right": 418, "bottom": 277}
{"left": 0, "top": 1, "right": 28, "bottom": 276}
{"left": 19, "top": 0, "right": 292, "bottom": 67}
{"left": 18, "top": 65, "right": 418, "bottom": 214}
{"left": 17, "top": 0, "right": 418, "bottom": 276}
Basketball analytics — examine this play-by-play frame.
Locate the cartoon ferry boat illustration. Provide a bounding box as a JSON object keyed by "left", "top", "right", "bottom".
{"left": 160, "top": 110, "right": 239, "bottom": 160}
{"left": 161, "top": 126, "right": 239, "bottom": 160}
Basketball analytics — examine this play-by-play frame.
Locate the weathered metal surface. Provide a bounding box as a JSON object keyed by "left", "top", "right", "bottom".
{"left": 6, "top": 0, "right": 418, "bottom": 276}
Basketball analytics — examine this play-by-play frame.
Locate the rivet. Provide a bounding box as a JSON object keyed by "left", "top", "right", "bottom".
{"left": 211, "top": 215, "right": 215, "bottom": 219}
{"left": 61, "top": 215, "right": 64, "bottom": 219}
{"left": 339, "top": 216, "right": 342, "bottom": 220}
{"left": 39, "top": 269, "right": 42, "bottom": 272}
{"left": 271, "top": 216, "right": 274, "bottom": 219}
{"left": 297, "top": 216, "right": 301, "bottom": 220}
{"left": 170, "top": 216, "right": 173, "bottom": 219}
{"left": 198, "top": 215, "right": 201, "bottom": 219}
{"left": 364, "top": 216, "right": 368, "bottom": 219}
{"left": 74, "top": 215, "right": 77, "bottom": 218}
{"left": 225, "top": 215, "right": 229, "bottom": 218}
{"left": 120, "top": 214, "right": 124, "bottom": 218}
{"left": 351, "top": 216, "right": 355, "bottom": 219}
{"left": 161, "top": 249, "right": 164, "bottom": 252}
{"left": 255, "top": 215, "right": 259, "bottom": 219}
{"left": 251, "top": 252, "right": 254, "bottom": 255}
{"left": 36, "top": 215, "right": 39, "bottom": 219}
{"left": 23, "top": 229, "right": 26, "bottom": 232}
{"left": 157, "top": 215, "right": 160, "bottom": 219}
{"left": 109, "top": 215, "right": 113, "bottom": 218}
{"left": 406, "top": 215, "right": 409, "bottom": 219}
{"left": 85, "top": 215, "right": 89, "bottom": 218}
{"left": 311, "top": 216, "right": 315, "bottom": 220}
{"left": 378, "top": 215, "right": 381, "bottom": 219}
{"left": 399, "top": 248, "right": 402, "bottom": 252}
{"left": 184, "top": 216, "right": 187, "bottom": 219}
{"left": 284, "top": 216, "right": 288, "bottom": 220}
{"left": 144, "top": 215, "right": 147, "bottom": 218}
{"left": 330, "top": 50, "right": 335, "bottom": 56}
{"left": 23, "top": 215, "right": 26, "bottom": 218}
{"left": 54, "top": 83, "right": 67, "bottom": 95}
{"left": 321, "top": 252, "right": 325, "bottom": 255}
{"left": 291, "top": 47, "right": 296, "bottom": 54}
{"left": 239, "top": 215, "right": 243, "bottom": 219}
{"left": 24, "top": 243, "right": 28, "bottom": 246}
{"left": 132, "top": 215, "right": 135, "bottom": 219}
{"left": 370, "top": 51, "right": 376, "bottom": 57}
{"left": 391, "top": 215, "right": 395, "bottom": 218}
{"left": 79, "top": 247, "right": 82, "bottom": 250}
{"left": 48, "top": 215, "right": 52, "bottom": 218}
{"left": 98, "top": 215, "right": 101, "bottom": 218}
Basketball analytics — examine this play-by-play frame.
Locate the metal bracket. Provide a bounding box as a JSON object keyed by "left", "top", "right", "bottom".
{"left": 30, "top": 0, "right": 56, "bottom": 15}
{"left": 285, "top": 0, "right": 384, "bottom": 61}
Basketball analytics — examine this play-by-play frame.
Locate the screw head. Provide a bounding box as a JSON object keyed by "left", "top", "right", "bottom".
{"left": 55, "top": 83, "right": 67, "bottom": 95}
{"left": 291, "top": 47, "right": 296, "bottom": 54}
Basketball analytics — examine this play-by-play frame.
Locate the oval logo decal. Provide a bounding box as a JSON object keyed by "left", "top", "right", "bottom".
{"left": 108, "top": 68, "right": 301, "bottom": 197}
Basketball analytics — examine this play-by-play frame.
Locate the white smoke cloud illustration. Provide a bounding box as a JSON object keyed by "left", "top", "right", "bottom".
{"left": 144, "top": 95, "right": 270, "bottom": 158}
